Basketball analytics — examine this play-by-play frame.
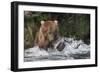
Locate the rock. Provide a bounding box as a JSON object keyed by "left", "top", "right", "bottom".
{"left": 56, "top": 42, "right": 65, "bottom": 51}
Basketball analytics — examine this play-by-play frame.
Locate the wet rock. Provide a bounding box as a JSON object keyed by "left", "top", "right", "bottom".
{"left": 56, "top": 42, "right": 65, "bottom": 51}
{"left": 74, "top": 43, "right": 81, "bottom": 49}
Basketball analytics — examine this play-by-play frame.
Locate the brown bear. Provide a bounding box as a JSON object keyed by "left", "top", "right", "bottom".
{"left": 34, "top": 20, "right": 59, "bottom": 50}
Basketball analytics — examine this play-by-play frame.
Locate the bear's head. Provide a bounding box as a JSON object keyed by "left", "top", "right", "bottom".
{"left": 40, "top": 20, "right": 59, "bottom": 42}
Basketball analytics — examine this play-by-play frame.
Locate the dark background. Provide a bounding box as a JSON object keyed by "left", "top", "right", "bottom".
{"left": 24, "top": 11, "right": 90, "bottom": 49}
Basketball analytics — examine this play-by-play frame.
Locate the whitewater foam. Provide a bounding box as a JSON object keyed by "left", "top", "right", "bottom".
{"left": 24, "top": 37, "right": 90, "bottom": 61}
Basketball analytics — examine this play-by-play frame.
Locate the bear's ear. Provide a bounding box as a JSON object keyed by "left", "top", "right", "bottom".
{"left": 40, "top": 20, "right": 45, "bottom": 25}
{"left": 54, "top": 20, "right": 58, "bottom": 25}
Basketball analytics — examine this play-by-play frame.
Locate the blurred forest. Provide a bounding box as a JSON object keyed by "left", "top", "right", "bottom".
{"left": 24, "top": 11, "right": 90, "bottom": 49}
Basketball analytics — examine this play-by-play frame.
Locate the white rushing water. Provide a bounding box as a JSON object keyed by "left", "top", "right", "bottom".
{"left": 24, "top": 37, "right": 90, "bottom": 62}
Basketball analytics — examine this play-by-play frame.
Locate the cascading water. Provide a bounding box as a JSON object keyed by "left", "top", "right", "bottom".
{"left": 24, "top": 37, "right": 90, "bottom": 62}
